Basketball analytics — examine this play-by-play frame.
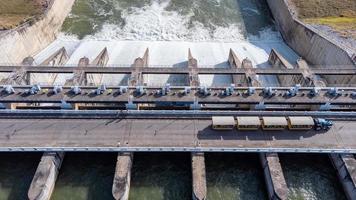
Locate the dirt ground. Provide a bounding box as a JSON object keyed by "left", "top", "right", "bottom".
{"left": 290, "top": 0, "right": 356, "bottom": 40}
{"left": 0, "top": 0, "right": 48, "bottom": 30}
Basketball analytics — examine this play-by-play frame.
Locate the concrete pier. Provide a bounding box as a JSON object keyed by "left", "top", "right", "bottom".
{"left": 269, "top": 49, "right": 306, "bottom": 86}
{"left": 260, "top": 153, "right": 288, "bottom": 200}
{"left": 191, "top": 152, "right": 207, "bottom": 200}
{"left": 112, "top": 152, "right": 133, "bottom": 200}
{"left": 188, "top": 48, "right": 200, "bottom": 87}
{"left": 228, "top": 49, "right": 245, "bottom": 86}
{"left": 329, "top": 154, "right": 356, "bottom": 200}
{"left": 87, "top": 47, "right": 109, "bottom": 86}
{"left": 131, "top": 48, "right": 149, "bottom": 86}
{"left": 28, "top": 152, "right": 64, "bottom": 200}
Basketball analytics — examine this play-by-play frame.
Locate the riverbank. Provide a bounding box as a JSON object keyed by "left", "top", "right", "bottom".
{"left": 0, "top": 0, "right": 48, "bottom": 30}
{"left": 289, "top": 0, "right": 356, "bottom": 51}
{"left": 0, "top": 0, "right": 75, "bottom": 64}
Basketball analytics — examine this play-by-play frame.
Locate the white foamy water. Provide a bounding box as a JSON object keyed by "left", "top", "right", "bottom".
{"left": 83, "top": 1, "right": 246, "bottom": 42}
{"left": 32, "top": 0, "right": 299, "bottom": 87}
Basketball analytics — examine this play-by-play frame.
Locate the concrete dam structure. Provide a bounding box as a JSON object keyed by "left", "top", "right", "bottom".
{"left": 0, "top": 0, "right": 355, "bottom": 199}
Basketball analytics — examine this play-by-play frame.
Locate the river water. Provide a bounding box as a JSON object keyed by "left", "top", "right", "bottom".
{"left": 0, "top": 153, "right": 347, "bottom": 200}
{"left": 61, "top": 0, "right": 275, "bottom": 41}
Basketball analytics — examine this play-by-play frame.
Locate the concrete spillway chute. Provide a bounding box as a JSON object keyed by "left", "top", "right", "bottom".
{"left": 65, "top": 57, "right": 90, "bottom": 86}
{"left": 87, "top": 47, "right": 109, "bottom": 86}
{"left": 39, "top": 47, "right": 69, "bottom": 85}
{"left": 228, "top": 49, "right": 246, "bottom": 86}
{"left": 130, "top": 48, "right": 149, "bottom": 86}
{"left": 242, "top": 58, "right": 261, "bottom": 87}
{"left": 40, "top": 47, "right": 69, "bottom": 66}
{"left": 269, "top": 49, "right": 307, "bottom": 87}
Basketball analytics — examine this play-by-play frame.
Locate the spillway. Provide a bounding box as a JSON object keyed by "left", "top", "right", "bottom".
{"left": 32, "top": 0, "right": 299, "bottom": 87}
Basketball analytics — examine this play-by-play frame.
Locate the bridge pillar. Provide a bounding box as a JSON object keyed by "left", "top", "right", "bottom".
{"left": 269, "top": 49, "right": 301, "bottom": 86}
{"left": 112, "top": 152, "right": 133, "bottom": 200}
{"left": 191, "top": 152, "right": 207, "bottom": 200}
{"left": 329, "top": 154, "right": 356, "bottom": 200}
{"left": 28, "top": 152, "right": 64, "bottom": 200}
{"left": 260, "top": 153, "right": 288, "bottom": 200}
{"left": 228, "top": 49, "right": 245, "bottom": 87}
{"left": 87, "top": 47, "right": 109, "bottom": 86}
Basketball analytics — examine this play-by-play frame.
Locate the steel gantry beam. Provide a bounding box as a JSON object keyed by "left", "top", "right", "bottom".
{"left": 0, "top": 86, "right": 355, "bottom": 105}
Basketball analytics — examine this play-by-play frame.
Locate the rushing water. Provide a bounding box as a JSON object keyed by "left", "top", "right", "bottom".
{"left": 129, "top": 153, "right": 191, "bottom": 200}
{"left": 33, "top": 0, "right": 293, "bottom": 87}
{"left": 51, "top": 153, "right": 116, "bottom": 200}
{"left": 0, "top": 153, "right": 41, "bottom": 200}
{"left": 206, "top": 153, "right": 267, "bottom": 200}
{"left": 0, "top": 153, "right": 348, "bottom": 200}
{"left": 280, "top": 154, "right": 347, "bottom": 200}
{"left": 61, "top": 0, "right": 276, "bottom": 41}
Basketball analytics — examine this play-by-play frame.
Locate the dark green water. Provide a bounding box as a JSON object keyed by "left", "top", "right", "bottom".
{"left": 206, "top": 153, "right": 268, "bottom": 200}
{"left": 279, "top": 154, "right": 347, "bottom": 200}
{"left": 0, "top": 153, "right": 348, "bottom": 200}
{"left": 51, "top": 153, "right": 116, "bottom": 200}
{"left": 129, "top": 153, "right": 192, "bottom": 200}
{"left": 61, "top": 0, "right": 276, "bottom": 40}
{"left": 0, "top": 153, "right": 41, "bottom": 200}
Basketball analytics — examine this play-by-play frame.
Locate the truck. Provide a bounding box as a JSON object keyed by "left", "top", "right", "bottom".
{"left": 313, "top": 118, "right": 333, "bottom": 131}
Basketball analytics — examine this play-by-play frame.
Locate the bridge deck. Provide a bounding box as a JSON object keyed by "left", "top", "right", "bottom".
{"left": 0, "top": 118, "right": 354, "bottom": 153}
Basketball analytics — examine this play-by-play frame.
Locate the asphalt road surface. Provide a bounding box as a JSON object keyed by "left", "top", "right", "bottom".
{"left": 0, "top": 118, "right": 354, "bottom": 152}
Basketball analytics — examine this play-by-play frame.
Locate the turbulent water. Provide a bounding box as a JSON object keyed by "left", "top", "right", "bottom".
{"left": 129, "top": 153, "right": 191, "bottom": 200}
{"left": 206, "top": 153, "right": 267, "bottom": 200}
{"left": 51, "top": 153, "right": 116, "bottom": 200}
{"left": 61, "top": 0, "right": 277, "bottom": 41}
{"left": 0, "top": 153, "right": 41, "bottom": 200}
{"left": 33, "top": 0, "right": 298, "bottom": 87}
{"left": 280, "top": 154, "right": 347, "bottom": 200}
{"left": 0, "top": 153, "right": 347, "bottom": 200}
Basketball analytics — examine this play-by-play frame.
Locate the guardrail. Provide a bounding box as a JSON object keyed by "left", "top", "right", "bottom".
{"left": 0, "top": 86, "right": 355, "bottom": 105}
{"left": 1, "top": 110, "right": 356, "bottom": 119}
{"left": 0, "top": 147, "right": 354, "bottom": 154}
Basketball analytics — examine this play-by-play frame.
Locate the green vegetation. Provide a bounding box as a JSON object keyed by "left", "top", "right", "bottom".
{"left": 304, "top": 17, "right": 356, "bottom": 38}
{"left": 0, "top": 0, "right": 44, "bottom": 30}
{"left": 291, "top": 0, "right": 356, "bottom": 39}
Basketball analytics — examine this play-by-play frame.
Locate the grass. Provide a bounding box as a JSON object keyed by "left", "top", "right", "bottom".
{"left": 304, "top": 16, "right": 356, "bottom": 38}
{"left": 290, "top": 0, "right": 356, "bottom": 39}
{"left": 0, "top": 0, "right": 44, "bottom": 30}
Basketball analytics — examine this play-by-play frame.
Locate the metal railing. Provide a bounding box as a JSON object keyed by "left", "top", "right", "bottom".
{"left": 0, "top": 146, "right": 354, "bottom": 154}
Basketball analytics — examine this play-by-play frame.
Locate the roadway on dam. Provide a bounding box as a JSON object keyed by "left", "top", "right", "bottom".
{"left": 0, "top": 118, "right": 354, "bottom": 153}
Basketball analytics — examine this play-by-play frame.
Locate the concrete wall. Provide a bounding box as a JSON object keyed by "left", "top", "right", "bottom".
{"left": 0, "top": 0, "right": 75, "bottom": 64}
{"left": 267, "top": 0, "right": 355, "bottom": 66}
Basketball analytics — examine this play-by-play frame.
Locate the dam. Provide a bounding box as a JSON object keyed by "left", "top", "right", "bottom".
{"left": 0, "top": 0, "right": 355, "bottom": 199}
